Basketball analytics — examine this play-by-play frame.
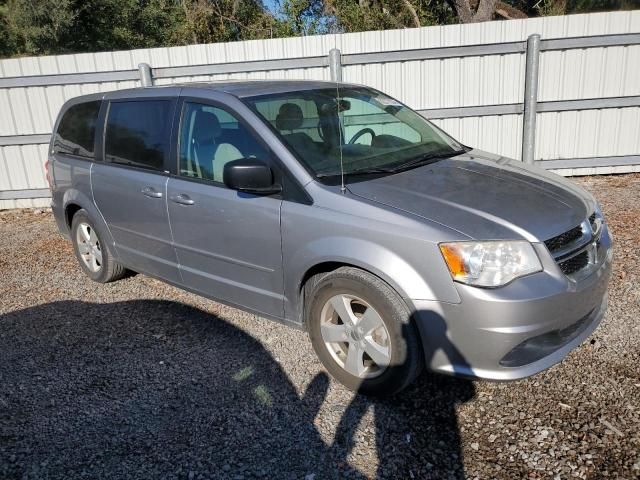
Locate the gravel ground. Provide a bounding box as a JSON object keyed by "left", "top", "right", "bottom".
{"left": 1, "top": 174, "right": 639, "bottom": 480}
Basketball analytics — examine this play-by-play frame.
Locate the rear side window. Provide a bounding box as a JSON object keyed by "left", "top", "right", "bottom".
{"left": 105, "top": 100, "right": 171, "bottom": 171}
{"left": 54, "top": 101, "right": 101, "bottom": 158}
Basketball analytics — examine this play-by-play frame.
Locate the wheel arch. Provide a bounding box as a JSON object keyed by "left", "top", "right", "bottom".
{"left": 289, "top": 236, "right": 447, "bottom": 325}
{"left": 297, "top": 260, "right": 410, "bottom": 326}
{"left": 62, "top": 188, "right": 117, "bottom": 255}
{"left": 299, "top": 260, "right": 406, "bottom": 300}
{"left": 65, "top": 202, "right": 82, "bottom": 229}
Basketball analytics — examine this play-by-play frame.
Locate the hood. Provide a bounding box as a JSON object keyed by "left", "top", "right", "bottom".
{"left": 346, "top": 150, "right": 595, "bottom": 241}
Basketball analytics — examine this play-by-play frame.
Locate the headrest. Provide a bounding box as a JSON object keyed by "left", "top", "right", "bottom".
{"left": 192, "top": 110, "right": 221, "bottom": 144}
{"left": 275, "top": 103, "right": 304, "bottom": 131}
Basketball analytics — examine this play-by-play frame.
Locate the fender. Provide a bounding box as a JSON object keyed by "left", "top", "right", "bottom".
{"left": 62, "top": 187, "right": 119, "bottom": 261}
{"left": 284, "top": 236, "right": 461, "bottom": 324}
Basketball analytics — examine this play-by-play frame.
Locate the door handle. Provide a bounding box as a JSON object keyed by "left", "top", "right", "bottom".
{"left": 170, "top": 194, "right": 195, "bottom": 206}
{"left": 141, "top": 186, "right": 163, "bottom": 198}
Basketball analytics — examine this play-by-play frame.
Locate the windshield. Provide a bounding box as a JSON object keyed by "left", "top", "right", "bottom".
{"left": 243, "top": 86, "right": 464, "bottom": 180}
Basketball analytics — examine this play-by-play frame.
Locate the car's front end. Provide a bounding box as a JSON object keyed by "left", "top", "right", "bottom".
{"left": 413, "top": 208, "right": 612, "bottom": 380}
{"left": 352, "top": 153, "right": 613, "bottom": 381}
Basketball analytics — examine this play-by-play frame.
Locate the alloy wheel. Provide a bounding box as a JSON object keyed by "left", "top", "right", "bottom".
{"left": 76, "top": 222, "right": 103, "bottom": 273}
{"left": 319, "top": 294, "right": 391, "bottom": 379}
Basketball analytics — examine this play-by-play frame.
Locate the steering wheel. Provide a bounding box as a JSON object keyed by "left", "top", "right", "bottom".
{"left": 348, "top": 128, "right": 376, "bottom": 145}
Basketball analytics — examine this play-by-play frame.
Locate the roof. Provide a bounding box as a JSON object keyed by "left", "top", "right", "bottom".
{"left": 169, "top": 79, "right": 364, "bottom": 98}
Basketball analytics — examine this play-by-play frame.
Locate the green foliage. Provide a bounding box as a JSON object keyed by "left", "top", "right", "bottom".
{"left": 274, "top": 0, "right": 331, "bottom": 36}
{"left": 0, "top": 0, "right": 187, "bottom": 56}
{"left": 326, "top": 0, "right": 456, "bottom": 32}
{"left": 0, "top": 2, "right": 18, "bottom": 57}
{"left": 0, "top": 0, "right": 635, "bottom": 58}
{"left": 517, "top": 0, "right": 637, "bottom": 17}
{"left": 1, "top": 0, "right": 75, "bottom": 55}
{"left": 175, "top": 0, "right": 278, "bottom": 44}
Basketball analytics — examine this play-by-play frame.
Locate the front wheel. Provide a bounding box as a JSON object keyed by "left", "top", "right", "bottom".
{"left": 305, "top": 267, "right": 423, "bottom": 396}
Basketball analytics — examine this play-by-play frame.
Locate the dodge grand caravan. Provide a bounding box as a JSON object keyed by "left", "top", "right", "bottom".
{"left": 48, "top": 81, "right": 612, "bottom": 395}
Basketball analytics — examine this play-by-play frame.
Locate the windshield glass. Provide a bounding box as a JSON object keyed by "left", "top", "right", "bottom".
{"left": 243, "top": 86, "right": 464, "bottom": 179}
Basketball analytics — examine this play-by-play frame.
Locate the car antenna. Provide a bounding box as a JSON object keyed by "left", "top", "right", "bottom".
{"left": 333, "top": 35, "right": 346, "bottom": 194}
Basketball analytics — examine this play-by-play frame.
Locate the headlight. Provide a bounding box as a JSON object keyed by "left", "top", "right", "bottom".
{"left": 439, "top": 241, "right": 542, "bottom": 287}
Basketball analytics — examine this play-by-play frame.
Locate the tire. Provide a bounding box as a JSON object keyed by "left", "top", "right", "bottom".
{"left": 305, "top": 267, "right": 423, "bottom": 396}
{"left": 70, "top": 209, "right": 128, "bottom": 283}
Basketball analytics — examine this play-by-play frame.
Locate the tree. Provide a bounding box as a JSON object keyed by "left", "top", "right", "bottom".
{"left": 444, "top": 0, "right": 636, "bottom": 23}
{"left": 1, "top": 0, "right": 75, "bottom": 55}
{"left": 0, "top": 0, "right": 188, "bottom": 56}
{"left": 0, "top": 2, "right": 17, "bottom": 57}
{"left": 0, "top": 0, "right": 634, "bottom": 58}
{"left": 272, "top": 0, "right": 330, "bottom": 36}
{"left": 176, "top": 0, "right": 277, "bottom": 44}
{"left": 446, "top": 0, "right": 527, "bottom": 23}
{"left": 323, "top": 0, "right": 456, "bottom": 32}
{"left": 535, "top": 0, "right": 638, "bottom": 16}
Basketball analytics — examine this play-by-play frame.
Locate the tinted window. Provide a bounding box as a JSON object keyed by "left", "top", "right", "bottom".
{"left": 179, "top": 102, "right": 268, "bottom": 183}
{"left": 54, "top": 101, "right": 101, "bottom": 158}
{"left": 105, "top": 100, "right": 171, "bottom": 171}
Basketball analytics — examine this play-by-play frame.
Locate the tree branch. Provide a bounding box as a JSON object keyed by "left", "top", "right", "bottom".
{"left": 401, "top": 0, "right": 421, "bottom": 28}
{"left": 446, "top": 0, "right": 498, "bottom": 23}
{"left": 494, "top": 1, "right": 528, "bottom": 19}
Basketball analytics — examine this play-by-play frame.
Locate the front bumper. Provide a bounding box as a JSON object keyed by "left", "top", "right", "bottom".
{"left": 411, "top": 225, "right": 613, "bottom": 381}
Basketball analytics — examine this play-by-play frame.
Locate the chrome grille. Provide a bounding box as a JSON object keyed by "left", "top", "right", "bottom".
{"left": 545, "top": 211, "right": 601, "bottom": 277}
{"left": 544, "top": 225, "right": 582, "bottom": 253}
{"left": 558, "top": 250, "right": 589, "bottom": 275}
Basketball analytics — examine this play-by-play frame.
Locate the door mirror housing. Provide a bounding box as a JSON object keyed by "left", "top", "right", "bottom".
{"left": 223, "top": 158, "right": 281, "bottom": 194}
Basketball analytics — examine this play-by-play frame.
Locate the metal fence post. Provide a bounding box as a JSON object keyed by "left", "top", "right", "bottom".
{"left": 521, "top": 34, "right": 541, "bottom": 164}
{"left": 329, "top": 48, "right": 342, "bottom": 82}
{"left": 138, "top": 63, "right": 153, "bottom": 87}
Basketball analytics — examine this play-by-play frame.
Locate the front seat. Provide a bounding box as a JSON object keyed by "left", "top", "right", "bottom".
{"left": 191, "top": 110, "right": 244, "bottom": 182}
{"left": 275, "top": 103, "right": 316, "bottom": 153}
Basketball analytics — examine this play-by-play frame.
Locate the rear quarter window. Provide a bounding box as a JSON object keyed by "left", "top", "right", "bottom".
{"left": 104, "top": 100, "right": 171, "bottom": 171}
{"left": 54, "top": 101, "right": 101, "bottom": 159}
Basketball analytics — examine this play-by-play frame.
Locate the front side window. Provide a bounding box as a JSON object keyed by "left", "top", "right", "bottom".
{"left": 105, "top": 100, "right": 171, "bottom": 171}
{"left": 179, "top": 102, "right": 268, "bottom": 183}
{"left": 54, "top": 101, "right": 101, "bottom": 158}
{"left": 244, "top": 87, "right": 463, "bottom": 179}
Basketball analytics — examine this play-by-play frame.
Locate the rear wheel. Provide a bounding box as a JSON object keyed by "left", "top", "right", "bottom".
{"left": 71, "top": 209, "right": 128, "bottom": 283}
{"left": 306, "top": 267, "right": 423, "bottom": 396}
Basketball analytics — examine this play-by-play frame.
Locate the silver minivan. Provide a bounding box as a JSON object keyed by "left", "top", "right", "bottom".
{"left": 48, "top": 81, "right": 613, "bottom": 395}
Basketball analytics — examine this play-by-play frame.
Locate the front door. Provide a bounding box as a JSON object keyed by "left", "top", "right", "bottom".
{"left": 167, "top": 100, "right": 284, "bottom": 318}
{"left": 92, "top": 98, "right": 180, "bottom": 282}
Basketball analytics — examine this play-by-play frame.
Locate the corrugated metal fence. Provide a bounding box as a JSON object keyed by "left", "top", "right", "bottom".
{"left": 0, "top": 10, "right": 639, "bottom": 209}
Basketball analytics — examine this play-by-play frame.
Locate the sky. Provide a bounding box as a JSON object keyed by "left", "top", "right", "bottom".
{"left": 262, "top": 0, "right": 280, "bottom": 14}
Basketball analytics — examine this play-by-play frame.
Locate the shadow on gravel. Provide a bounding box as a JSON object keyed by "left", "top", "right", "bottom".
{"left": 0, "top": 300, "right": 474, "bottom": 479}
{"left": 337, "top": 311, "right": 476, "bottom": 479}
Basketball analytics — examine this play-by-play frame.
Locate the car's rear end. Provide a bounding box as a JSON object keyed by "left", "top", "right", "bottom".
{"left": 48, "top": 95, "right": 103, "bottom": 239}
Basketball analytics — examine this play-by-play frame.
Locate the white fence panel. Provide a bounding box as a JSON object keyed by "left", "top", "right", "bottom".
{"left": 0, "top": 10, "right": 639, "bottom": 208}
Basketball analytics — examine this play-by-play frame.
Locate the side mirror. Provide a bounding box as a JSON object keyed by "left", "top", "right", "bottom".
{"left": 223, "top": 158, "right": 281, "bottom": 195}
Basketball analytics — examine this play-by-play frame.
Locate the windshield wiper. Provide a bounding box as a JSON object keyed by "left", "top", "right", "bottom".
{"left": 315, "top": 148, "right": 467, "bottom": 179}
{"left": 385, "top": 148, "right": 467, "bottom": 173}
{"left": 316, "top": 167, "right": 394, "bottom": 178}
